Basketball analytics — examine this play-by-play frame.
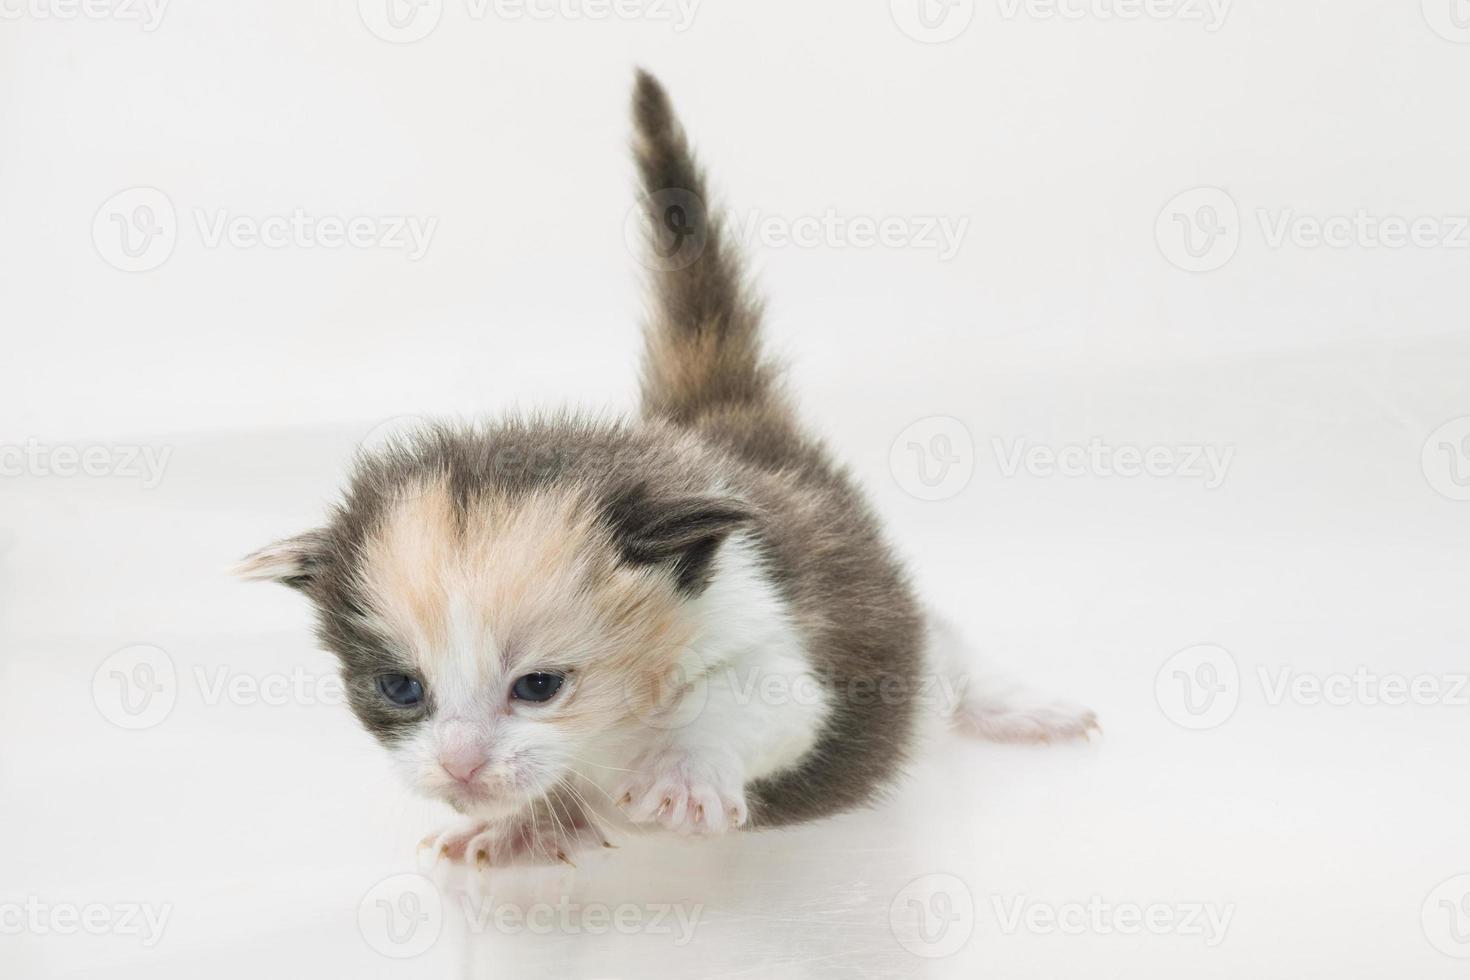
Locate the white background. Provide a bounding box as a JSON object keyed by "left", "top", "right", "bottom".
{"left": 2, "top": 0, "right": 1469, "bottom": 977}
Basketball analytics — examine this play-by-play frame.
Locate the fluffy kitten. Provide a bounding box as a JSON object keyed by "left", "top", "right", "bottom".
{"left": 239, "top": 71, "right": 1095, "bottom": 867}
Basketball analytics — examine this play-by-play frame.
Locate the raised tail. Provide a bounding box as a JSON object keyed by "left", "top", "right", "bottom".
{"left": 630, "top": 69, "right": 780, "bottom": 427}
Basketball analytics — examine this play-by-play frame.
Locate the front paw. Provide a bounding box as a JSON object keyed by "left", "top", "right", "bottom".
{"left": 615, "top": 747, "right": 748, "bottom": 835}
{"left": 418, "top": 810, "right": 596, "bottom": 869}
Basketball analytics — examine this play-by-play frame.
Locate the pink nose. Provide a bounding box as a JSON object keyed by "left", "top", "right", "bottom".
{"left": 439, "top": 750, "right": 486, "bottom": 784}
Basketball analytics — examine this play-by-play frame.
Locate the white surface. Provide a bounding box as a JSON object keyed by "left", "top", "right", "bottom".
{"left": 4, "top": 2, "right": 1470, "bottom": 978}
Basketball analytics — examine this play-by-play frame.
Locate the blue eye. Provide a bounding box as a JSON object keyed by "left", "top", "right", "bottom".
{"left": 511, "top": 672, "right": 564, "bottom": 703}
{"left": 377, "top": 673, "right": 424, "bottom": 707}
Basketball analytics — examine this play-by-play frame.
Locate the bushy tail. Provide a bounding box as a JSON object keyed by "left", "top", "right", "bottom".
{"left": 630, "top": 69, "right": 778, "bottom": 427}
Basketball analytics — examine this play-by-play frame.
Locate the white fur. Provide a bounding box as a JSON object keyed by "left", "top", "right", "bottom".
{"left": 597, "top": 533, "right": 830, "bottom": 833}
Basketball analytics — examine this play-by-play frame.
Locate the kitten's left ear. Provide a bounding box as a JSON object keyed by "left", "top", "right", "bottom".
{"left": 235, "top": 530, "right": 330, "bottom": 591}
{"left": 603, "top": 486, "right": 754, "bottom": 595}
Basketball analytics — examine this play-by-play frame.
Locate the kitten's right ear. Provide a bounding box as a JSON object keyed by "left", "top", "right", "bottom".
{"left": 235, "top": 530, "right": 329, "bottom": 591}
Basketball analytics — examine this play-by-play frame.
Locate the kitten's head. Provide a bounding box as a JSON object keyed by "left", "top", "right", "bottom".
{"left": 239, "top": 427, "right": 748, "bottom": 818}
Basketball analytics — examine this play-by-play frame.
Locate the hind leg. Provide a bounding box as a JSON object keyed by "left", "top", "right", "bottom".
{"left": 928, "top": 612, "right": 1100, "bottom": 744}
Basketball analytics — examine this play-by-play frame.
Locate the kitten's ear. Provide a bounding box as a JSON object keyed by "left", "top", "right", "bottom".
{"left": 603, "top": 485, "right": 754, "bottom": 595}
{"left": 235, "top": 530, "right": 330, "bottom": 591}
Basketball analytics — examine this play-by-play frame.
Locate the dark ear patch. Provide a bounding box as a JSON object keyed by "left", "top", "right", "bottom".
{"left": 601, "top": 484, "right": 753, "bottom": 594}
{"left": 235, "top": 530, "right": 331, "bottom": 591}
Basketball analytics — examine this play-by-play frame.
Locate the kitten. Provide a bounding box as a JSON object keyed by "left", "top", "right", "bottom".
{"left": 239, "top": 70, "right": 1096, "bottom": 868}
